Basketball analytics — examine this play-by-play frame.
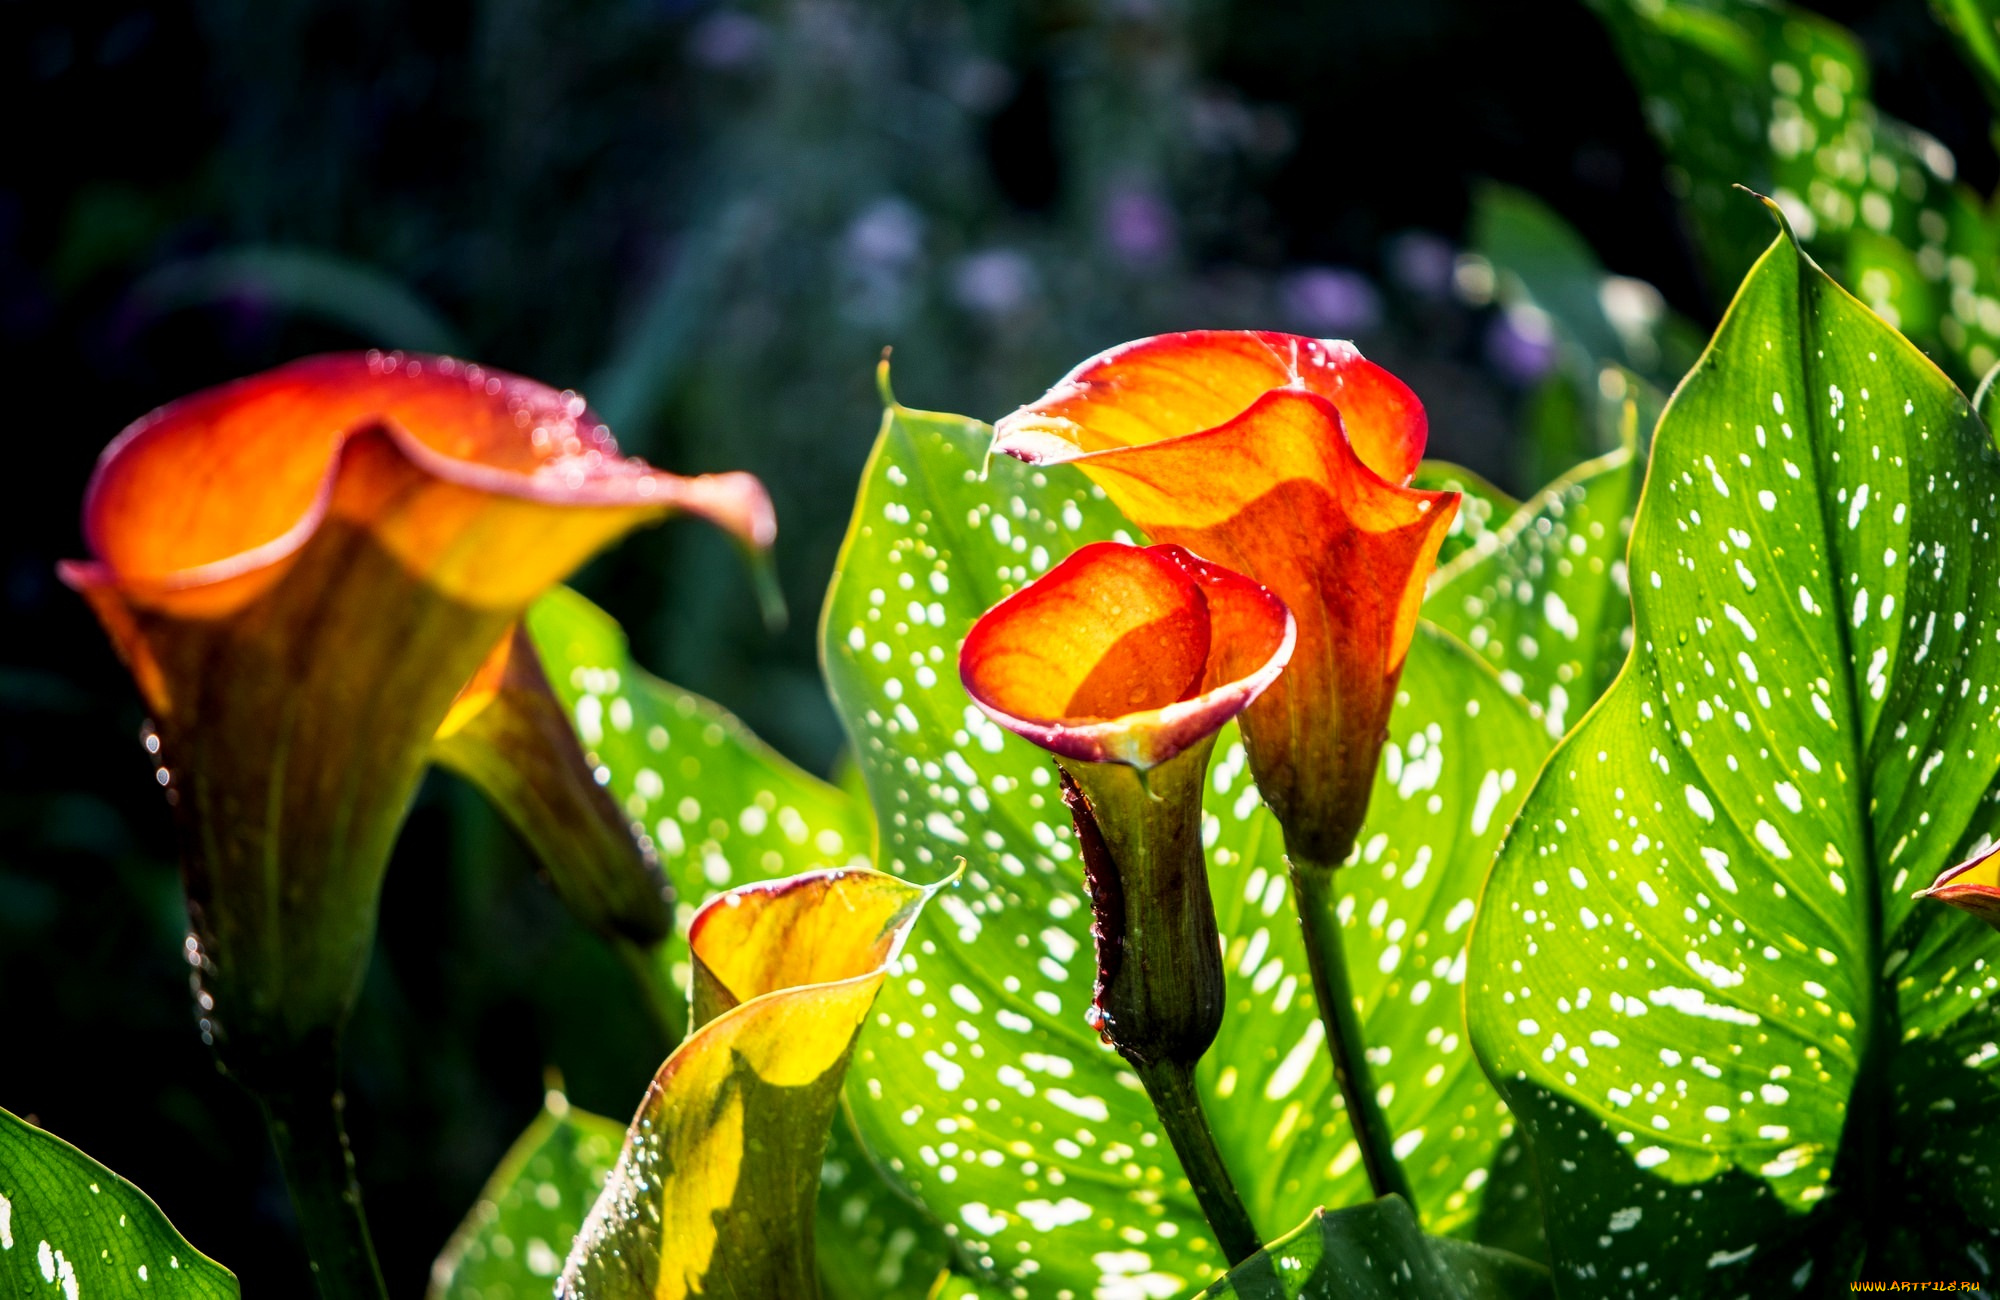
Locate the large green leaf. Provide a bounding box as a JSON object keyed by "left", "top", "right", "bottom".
{"left": 1193, "top": 1197, "right": 1552, "bottom": 1300}
{"left": 821, "top": 391, "right": 1551, "bottom": 1296}
{"left": 1468, "top": 215, "right": 2000, "bottom": 1291}
{"left": 522, "top": 585, "right": 873, "bottom": 917}
{"left": 1589, "top": 0, "right": 2000, "bottom": 384}
{"left": 428, "top": 1089, "right": 626, "bottom": 1299}
{"left": 1427, "top": 429, "right": 1645, "bottom": 738}
{"left": 0, "top": 1106, "right": 237, "bottom": 1298}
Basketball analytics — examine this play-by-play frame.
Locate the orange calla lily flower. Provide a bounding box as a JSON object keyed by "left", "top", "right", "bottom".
{"left": 59, "top": 351, "right": 773, "bottom": 1068}
{"left": 959, "top": 541, "right": 1290, "bottom": 1265}
{"left": 959, "top": 540, "right": 1295, "bottom": 769}
{"left": 1918, "top": 843, "right": 2000, "bottom": 929}
{"left": 993, "top": 330, "right": 1459, "bottom": 868}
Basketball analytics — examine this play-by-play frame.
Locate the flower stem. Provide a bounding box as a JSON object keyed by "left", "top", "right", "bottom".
{"left": 253, "top": 1056, "right": 389, "bottom": 1300}
{"left": 1288, "top": 858, "right": 1415, "bottom": 1207}
{"left": 1132, "top": 1058, "right": 1262, "bottom": 1266}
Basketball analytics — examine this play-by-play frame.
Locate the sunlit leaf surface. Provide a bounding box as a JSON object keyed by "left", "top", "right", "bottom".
{"left": 1590, "top": 0, "right": 2000, "bottom": 383}
{"left": 821, "top": 393, "right": 1551, "bottom": 1297}
{"left": 1469, "top": 219, "right": 2000, "bottom": 1291}
{"left": 1428, "top": 436, "right": 1645, "bottom": 738}
{"left": 0, "top": 1106, "right": 237, "bottom": 1298}
{"left": 1193, "top": 1197, "right": 1552, "bottom": 1300}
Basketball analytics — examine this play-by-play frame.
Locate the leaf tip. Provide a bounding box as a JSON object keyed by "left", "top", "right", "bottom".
{"left": 876, "top": 348, "right": 899, "bottom": 410}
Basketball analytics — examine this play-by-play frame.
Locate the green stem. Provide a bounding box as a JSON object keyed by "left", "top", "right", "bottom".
{"left": 254, "top": 1059, "right": 388, "bottom": 1300}
{"left": 1289, "top": 858, "right": 1415, "bottom": 1207}
{"left": 1132, "top": 1058, "right": 1262, "bottom": 1266}
{"left": 616, "top": 937, "right": 689, "bottom": 1046}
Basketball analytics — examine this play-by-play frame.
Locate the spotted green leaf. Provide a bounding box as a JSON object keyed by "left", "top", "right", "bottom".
{"left": 817, "top": 1119, "right": 956, "bottom": 1300}
{"left": 0, "top": 1105, "right": 237, "bottom": 1298}
{"left": 1468, "top": 215, "right": 2000, "bottom": 1291}
{"left": 428, "top": 1089, "right": 626, "bottom": 1299}
{"left": 1427, "top": 427, "right": 1646, "bottom": 738}
{"left": 821, "top": 391, "right": 1551, "bottom": 1298}
{"left": 522, "top": 586, "right": 873, "bottom": 910}
{"left": 1414, "top": 462, "right": 1518, "bottom": 570}
{"left": 1589, "top": 0, "right": 2000, "bottom": 384}
{"left": 1193, "top": 1197, "right": 1552, "bottom": 1300}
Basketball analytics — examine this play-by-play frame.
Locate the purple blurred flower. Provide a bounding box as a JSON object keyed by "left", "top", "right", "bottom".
{"left": 841, "top": 197, "right": 925, "bottom": 327}
{"left": 952, "top": 249, "right": 1038, "bottom": 318}
{"left": 1386, "top": 231, "right": 1456, "bottom": 302}
{"left": 1101, "top": 185, "right": 1175, "bottom": 267}
{"left": 1485, "top": 303, "right": 1558, "bottom": 385}
{"left": 846, "top": 198, "right": 924, "bottom": 269}
{"left": 688, "top": 11, "right": 768, "bottom": 69}
{"left": 1280, "top": 266, "right": 1381, "bottom": 335}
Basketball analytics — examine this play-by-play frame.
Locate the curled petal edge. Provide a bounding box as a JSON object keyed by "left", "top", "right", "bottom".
{"left": 964, "top": 550, "right": 1297, "bottom": 770}
{"left": 992, "top": 330, "right": 1427, "bottom": 485}
{"left": 1917, "top": 842, "right": 2000, "bottom": 929}
{"left": 59, "top": 353, "right": 775, "bottom": 609}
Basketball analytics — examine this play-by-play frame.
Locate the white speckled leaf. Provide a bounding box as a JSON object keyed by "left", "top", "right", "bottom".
{"left": 1468, "top": 218, "right": 2000, "bottom": 1293}
{"left": 1589, "top": 0, "right": 2000, "bottom": 384}
{"left": 522, "top": 585, "right": 872, "bottom": 915}
{"left": 1415, "top": 461, "right": 1519, "bottom": 571}
{"left": 1194, "top": 1197, "right": 1552, "bottom": 1300}
{"left": 428, "top": 1092, "right": 626, "bottom": 1300}
{"left": 1428, "top": 434, "right": 1644, "bottom": 738}
{"left": 0, "top": 1106, "right": 237, "bottom": 1298}
{"left": 823, "top": 392, "right": 1550, "bottom": 1298}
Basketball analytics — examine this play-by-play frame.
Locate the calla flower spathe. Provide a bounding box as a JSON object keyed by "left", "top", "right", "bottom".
{"left": 959, "top": 539, "right": 1295, "bottom": 769}
{"left": 1919, "top": 843, "right": 2000, "bottom": 930}
{"left": 993, "top": 330, "right": 1459, "bottom": 867}
{"left": 958, "top": 540, "right": 1288, "bottom": 1266}
{"left": 60, "top": 352, "right": 774, "bottom": 1070}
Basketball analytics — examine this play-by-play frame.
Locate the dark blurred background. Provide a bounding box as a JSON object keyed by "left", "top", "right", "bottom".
{"left": 0, "top": 0, "right": 1989, "bottom": 1293}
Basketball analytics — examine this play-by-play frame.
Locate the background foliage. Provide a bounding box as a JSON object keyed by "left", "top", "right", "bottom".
{"left": 3, "top": 0, "right": 1997, "bottom": 1293}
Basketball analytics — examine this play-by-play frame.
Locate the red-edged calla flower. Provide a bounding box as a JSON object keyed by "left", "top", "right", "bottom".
{"left": 1919, "top": 843, "right": 2000, "bottom": 930}
{"left": 993, "top": 330, "right": 1459, "bottom": 867}
{"left": 60, "top": 352, "right": 773, "bottom": 1073}
{"left": 959, "top": 540, "right": 1294, "bottom": 769}
{"left": 958, "top": 541, "right": 1286, "bottom": 1264}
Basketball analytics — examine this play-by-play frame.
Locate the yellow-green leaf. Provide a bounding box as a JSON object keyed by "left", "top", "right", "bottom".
{"left": 427, "top": 1088, "right": 626, "bottom": 1300}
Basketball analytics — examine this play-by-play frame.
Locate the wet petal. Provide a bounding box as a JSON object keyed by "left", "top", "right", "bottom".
{"left": 994, "top": 329, "right": 1427, "bottom": 485}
